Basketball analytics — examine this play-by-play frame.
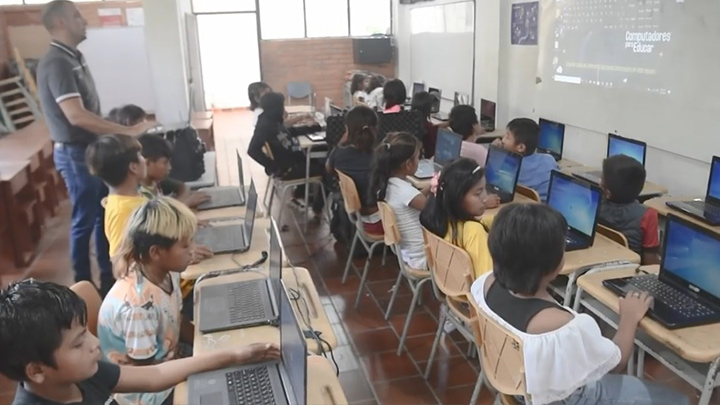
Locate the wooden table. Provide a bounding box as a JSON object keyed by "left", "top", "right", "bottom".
{"left": 574, "top": 265, "right": 720, "bottom": 405}
{"left": 192, "top": 267, "right": 337, "bottom": 353}
{"left": 564, "top": 165, "right": 668, "bottom": 200}
{"left": 558, "top": 158, "right": 583, "bottom": 169}
{"left": 286, "top": 105, "right": 313, "bottom": 115}
{"left": 0, "top": 161, "right": 41, "bottom": 267}
{"left": 192, "top": 118, "right": 214, "bottom": 151}
{"left": 644, "top": 196, "right": 720, "bottom": 234}
{"left": 174, "top": 356, "right": 347, "bottom": 405}
{"left": 195, "top": 201, "right": 263, "bottom": 222}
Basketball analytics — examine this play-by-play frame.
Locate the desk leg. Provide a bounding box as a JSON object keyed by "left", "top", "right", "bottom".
{"left": 304, "top": 146, "right": 312, "bottom": 231}
{"left": 699, "top": 357, "right": 720, "bottom": 405}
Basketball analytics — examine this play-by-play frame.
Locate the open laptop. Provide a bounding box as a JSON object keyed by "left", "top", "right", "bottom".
{"left": 198, "top": 218, "right": 284, "bottom": 333}
{"left": 538, "top": 118, "right": 565, "bottom": 161}
{"left": 484, "top": 145, "right": 523, "bottom": 204}
{"left": 480, "top": 99, "right": 496, "bottom": 131}
{"left": 414, "top": 129, "right": 463, "bottom": 179}
{"left": 429, "top": 87, "right": 451, "bottom": 121}
{"left": 603, "top": 214, "right": 720, "bottom": 329}
{"left": 189, "top": 281, "right": 307, "bottom": 405}
{"left": 196, "top": 153, "right": 247, "bottom": 210}
{"left": 547, "top": 170, "right": 602, "bottom": 251}
{"left": 412, "top": 82, "right": 425, "bottom": 96}
{"left": 573, "top": 134, "right": 647, "bottom": 185}
{"left": 194, "top": 181, "right": 257, "bottom": 254}
{"left": 666, "top": 156, "right": 720, "bottom": 226}
{"left": 454, "top": 92, "right": 470, "bottom": 106}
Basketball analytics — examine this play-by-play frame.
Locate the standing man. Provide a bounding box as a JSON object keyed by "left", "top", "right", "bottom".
{"left": 37, "top": 0, "right": 155, "bottom": 295}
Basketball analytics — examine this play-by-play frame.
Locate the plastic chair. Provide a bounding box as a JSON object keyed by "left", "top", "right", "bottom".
{"left": 515, "top": 184, "right": 541, "bottom": 202}
{"left": 597, "top": 224, "right": 630, "bottom": 248}
{"left": 377, "top": 201, "right": 432, "bottom": 355}
{"left": 70, "top": 281, "right": 102, "bottom": 337}
{"left": 336, "top": 170, "right": 387, "bottom": 307}
{"left": 422, "top": 228, "right": 479, "bottom": 379}
{"left": 377, "top": 110, "right": 424, "bottom": 145}
{"left": 286, "top": 81, "right": 315, "bottom": 107}
{"left": 467, "top": 291, "right": 529, "bottom": 405}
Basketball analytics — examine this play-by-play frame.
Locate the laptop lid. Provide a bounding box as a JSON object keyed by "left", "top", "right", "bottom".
{"left": 412, "top": 82, "right": 425, "bottom": 96}
{"left": 480, "top": 99, "right": 496, "bottom": 130}
{"left": 269, "top": 218, "right": 283, "bottom": 305}
{"left": 235, "top": 150, "right": 245, "bottom": 191}
{"left": 660, "top": 214, "right": 720, "bottom": 308}
{"left": 547, "top": 170, "right": 602, "bottom": 243}
{"left": 538, "top": 118, "right": 565, "bottom": 161}
{"left": 279, "top": 282, "right": 307, "bottom": 404}
{"left": 428, "top": 87, "right": 441, "bottom": 113}
{"left": 607, "top": 133, "right": 647, "bottom": 167}
{"left": 485, "top": 145, "right": 523, "bottom": 197}
{"left": 243, "top": 181, "right": 258, "bottom": 243}
{"left": 705, "top": 156, "right": 720, "bottom": 205}
{"left": 434, "top": 129, "right": 463, "bottom": 167}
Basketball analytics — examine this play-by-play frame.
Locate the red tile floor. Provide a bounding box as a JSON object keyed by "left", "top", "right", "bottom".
{"left": 1, "top": 110, "right": 717, "bottom": 405}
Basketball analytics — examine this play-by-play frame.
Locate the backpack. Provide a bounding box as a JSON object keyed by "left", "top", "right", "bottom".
{"left": 329, "top": 194, "right": 367, "bottom": 258}
{"left": 163, "top": 126, "right": 206, "bottom": 182}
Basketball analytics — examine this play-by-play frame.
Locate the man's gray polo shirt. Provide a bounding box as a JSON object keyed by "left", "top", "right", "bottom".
{"left": 37, "top": 40, "right": 101, "bottom": 145}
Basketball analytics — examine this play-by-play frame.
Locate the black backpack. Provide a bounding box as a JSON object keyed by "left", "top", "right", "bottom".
{"left": 163, "top": 126, "right": 206, "bottom": 182}
{"left": 329, "top": 194, "right": 368, "bottom": 258}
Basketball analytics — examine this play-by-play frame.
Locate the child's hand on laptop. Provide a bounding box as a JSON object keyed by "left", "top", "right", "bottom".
{"left": 235, "top": 343, "right": 281, "bottom": 364}
{"left": 484, "top": 193, "right": 501, "bottom": 208}
{"left": 190, "top": 244, "right": 214, "bottom": 264}
{"left": 187, "top": 192, "right": 211, "bottom": 208}
{"left": 619, "top": 290, "right": 653, "bottom": 325}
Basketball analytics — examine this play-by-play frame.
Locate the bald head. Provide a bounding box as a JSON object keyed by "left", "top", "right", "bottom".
{"left": 42, "top": 0, "right": 74, "bottom": 32}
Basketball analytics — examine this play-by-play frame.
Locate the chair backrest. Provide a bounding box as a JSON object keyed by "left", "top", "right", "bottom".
{"left": 377, "top": 201, "right": 401, "bottom": 246}
{"left": 325, "top": 115, "right": 346, "bottom": 148}
{"left": 515, "top": 184, "right": 540, "bottom": 202}
{"left": 467, "top": 292, "right": 528, "bottom": 397}
{"left": 286, "top": 81, "right": 312, "bottom": 99}
{"left": 597, "top": 224, "right": 629, "bottom": 248}
{"left": 335, "top": 170, "right": 362, "bottom": 216}
{"left": 377, "top": 110, "right": 424, "bottom": 145}
{"left": 423, "top": 227, "right": 472, "bottom": 298}
{"left": 70, "top": 281, "right": 102, "bottom": 337}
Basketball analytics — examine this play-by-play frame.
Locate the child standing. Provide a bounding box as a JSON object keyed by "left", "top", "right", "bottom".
{"left": 370, "top": 132, "right": 430, "bottom": 269}
{"left": 448, "top": 104, "right": 488, "bottom": 165}
{"left": 365, "top": 75, "right": 385, "bottom": 110}
{"left": 248, "top": 81, "right": 272, "bottom": 126}
{"left": 350, "top": 73, "right": 369, "bottom": 106}
{"left": 98, "top": 197, "right": 198, "bottom": 405}
{"left": 599, "top": 154, "right": 660, "bottom": 264}
{"left": 420, "top": 158, "right": 500, "bottom": 279}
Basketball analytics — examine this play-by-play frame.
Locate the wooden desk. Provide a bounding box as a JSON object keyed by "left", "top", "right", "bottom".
{"left": 575, "top": 266, "right": 720, "bottom": 404}
{"left": 482, "top": 194, "right": 535, "bottom": 216}
{"left": 174, "top": 356, "right": 347, "bottom": 405}
{"left": 192, "top": 267, "right": 337, "bottom": 353}
{"left": 558, "top": 158, "right": 582, "bottom": 169}
{"left": 0, "top": 161, "right": 41, "bottom": 267}
{"left": 564, "top": 166, "right": 668, "bottom": 199}
{"left": 192, "top": 118, "right": 214, "bottom": 151}
{"left": 286, "top": 105, "right": 313, "bottom": 115}
{"left": 644, "top": 196, "right": 720, "bottom": 234}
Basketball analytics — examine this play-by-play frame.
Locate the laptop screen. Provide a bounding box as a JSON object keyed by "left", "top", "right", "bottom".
{"left": 269, "top": 218, "right": 283, "bottom": 303}
{"left": 434, "top": 129, "right": 463, "bottom": 166}
{"left": 428, "top": 87, "right": 441, "bottom": 113}
{"left": 279, "top": 285, "right": 307, "bottom": 404}
{"left": 244, "top": 181, "right": 258, "bottom": 239}
{"left": 607, "top": 134, "right": 646, "bottom": 166}
{"left": 547, "top": 172, "right": 602, "bottom": 238}
{"left": 662, "top": 216, "right": 720, "bottom": 301}
{"left": 707, "top": 157, "right": 720, "bottom": 201}
{"left": 412, "top": 82, "right": 424, "bottom": 96}
{"left": 485, "top": 146, "right": 522, "bottom": 195}
{"left": 538, "top": 118, "right": 565, "bottom": 159}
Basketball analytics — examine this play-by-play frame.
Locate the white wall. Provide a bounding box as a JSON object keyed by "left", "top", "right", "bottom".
{"left": 395, "top": 0, "right": 710, "bottom": 196}
{"left": 142, "top": 0, "right": 191, "bottom": 124}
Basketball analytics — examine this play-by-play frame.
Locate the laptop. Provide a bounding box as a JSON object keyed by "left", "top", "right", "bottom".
{"left": 573, "top": 134, "right": 647, "bottom": 185}
{"left": 197, "top": 153, "right": 247, "bottom": 210}
{"left": 198, "top": 218, "right": 284, "bottom": 333}
{"left": 666, "top": 156, "right": 720, "bottom": 226}
{"left": 194, "top": 181, "right": 257, "bottom": 254}
{"left": 454, "top": 92, "right": 470, "bottom": 106}
{"left": 484, "top": 145, "right": 523, "bottom": 204}
{"left": 547, "top": 170, "right": 603, "bottom": 251}
{"left": 538, "top": 118, "right": 565, "bottom": 161}
{"left": 308, "top": 132, "right": 327, "bottom": 142}
{"left": 480, "top": 99, "right": 496, "bottom": 131}
{"left": 414, "top": 129, "right": 463, "bottom": 179}
{"left": 603, "top": 214, "right": 720, "bottom": 329}
{"left": 412, "top": 82, "right": 425, "bottom": 96}
{"left": 189, "top": 281, "right": 307, "bottom": 405}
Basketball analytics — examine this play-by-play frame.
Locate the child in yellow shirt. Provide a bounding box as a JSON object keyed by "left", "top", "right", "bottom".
{"left": 420, "top": 158, "right": 501, "bottom": 279}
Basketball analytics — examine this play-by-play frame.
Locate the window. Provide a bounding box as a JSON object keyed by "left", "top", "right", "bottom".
{"left": 305, "top": 0, "right": 348, "bottom": 38}
{"left": 259, "top": 0, "right": 305, "bottom": 40}
{"left": 192, "top": 0, "right": 255, "bottom": 13}
{"left": 349, "top": 0, "right": 391, "bottom": 36}
{"left": 0, "top": 0, "right": 23, "bottom": 4}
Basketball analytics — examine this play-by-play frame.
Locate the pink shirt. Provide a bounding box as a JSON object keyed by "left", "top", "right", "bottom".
{"left": 383, "top": 105, "right": 402, "bottom": 114}
{"left": 460, "top": 141, "right": 488, "bottom": 165}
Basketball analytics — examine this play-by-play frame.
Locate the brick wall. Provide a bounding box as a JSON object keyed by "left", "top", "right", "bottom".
{"left": 260, "top": 37, "right": 396, "bottom": 109}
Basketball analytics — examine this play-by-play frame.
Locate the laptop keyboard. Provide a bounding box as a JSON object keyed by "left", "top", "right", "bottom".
{"left": 628, "top": 275, "right": 715, "bottom": 319}
{"left": 687, "top": 201, "right": 720, "bottom": 216}
{"left": 228, "top": 283, "right": 268, "bottom": 324}
{"left": 196, "top": 226, "right": 245, "bottom": 253}
{"left": 226, "top": 367, "right": 275, "bottom": 405}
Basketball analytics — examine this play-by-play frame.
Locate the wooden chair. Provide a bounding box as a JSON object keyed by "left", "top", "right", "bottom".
{"left": 467, "top": 291, "right": 528, "bottom": 405}
{"left": 71, "top": 281, "right": 102, "bottom": 337}
{"left": 377, "top": 201, "right": 432, "bottom": 355}
{"left": 336, "top": 170, "right": 387, "bottom": 308}
{"left": 422, "top": 228, "right": 479, "bottom": 379}
{"left": 515, "top": 184, "right": 540, "bottom": 202}
{"left": 597, "top": 224, "right": 629, "bottom": 248}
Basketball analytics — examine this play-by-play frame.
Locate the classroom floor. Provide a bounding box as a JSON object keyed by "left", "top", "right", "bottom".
{"left": 1, "top": 109, "right": 717, "bottom": 405}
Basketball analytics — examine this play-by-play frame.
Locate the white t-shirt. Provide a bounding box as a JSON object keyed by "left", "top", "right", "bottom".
{"left": 352, "top": 90, "right": 369, "bottom": 106}
{"left": 366, "top": 87, "right": 384, "bottom": 109}
{"left": 385, "top": 177, "right": 426, "bottom": 269}
{"left": 252, "top": 108, "right": 263, "bottom": 126}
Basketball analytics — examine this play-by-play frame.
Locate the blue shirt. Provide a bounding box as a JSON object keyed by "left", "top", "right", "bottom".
{"left": 518, "top": 152, "right": 558, "bottom": 202}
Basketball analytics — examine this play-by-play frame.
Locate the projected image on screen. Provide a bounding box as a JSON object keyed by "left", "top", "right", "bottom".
{"left": 663, "top": 219, "right": 720, "bottom": 300}
{"left": 548, "top": 174, "right": 600, "bottom": 238}
{"left": 550, "top": 0, "right": 679, "bottom": 93}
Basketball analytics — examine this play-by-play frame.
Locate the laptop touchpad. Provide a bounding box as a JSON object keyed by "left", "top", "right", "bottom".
{"left": 204, "top": 296, "right": 226, "bottom": 311}
{"left": 200, "top": 392, "right": 224, "bottom": 405}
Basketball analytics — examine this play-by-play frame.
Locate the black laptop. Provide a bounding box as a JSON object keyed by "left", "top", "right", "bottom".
{"left": 573, "top": 134, "right": 647, "bottom": 185}
{"left": 604, "top": 214, "right": 720, "bottom": 329}
{"left": 537, "top": 118, "right": 565, "bottom": 161}
{"left": 666, "top": 156, "right": 720, "bottom": 226}
{"left": 547, "top": 171, "right": 603, "bottom": 251}
{"left": 484, "top": 145, "right": 523, "bottom": 204}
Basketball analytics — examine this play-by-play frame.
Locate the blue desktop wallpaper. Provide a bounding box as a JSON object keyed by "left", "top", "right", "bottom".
{"left": 664, "top": 219, "right": 720, "bottom": 300}
{"left": 435, "top": 129, "right": 462, "bottom": 164}
{"left": 608, "top": 137, "right": 645, "bottom": 165}
{"left": 548, "top": 174, "right": 601, "bottom": 237}
{"left": 485, "top": 149, "right": 521, "bottom": 194}
{"left": 708, "top": 159, "right": 720, "bottom": 199}
{"left": 538, "top": 120, "right": 564, "bottom": 156}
